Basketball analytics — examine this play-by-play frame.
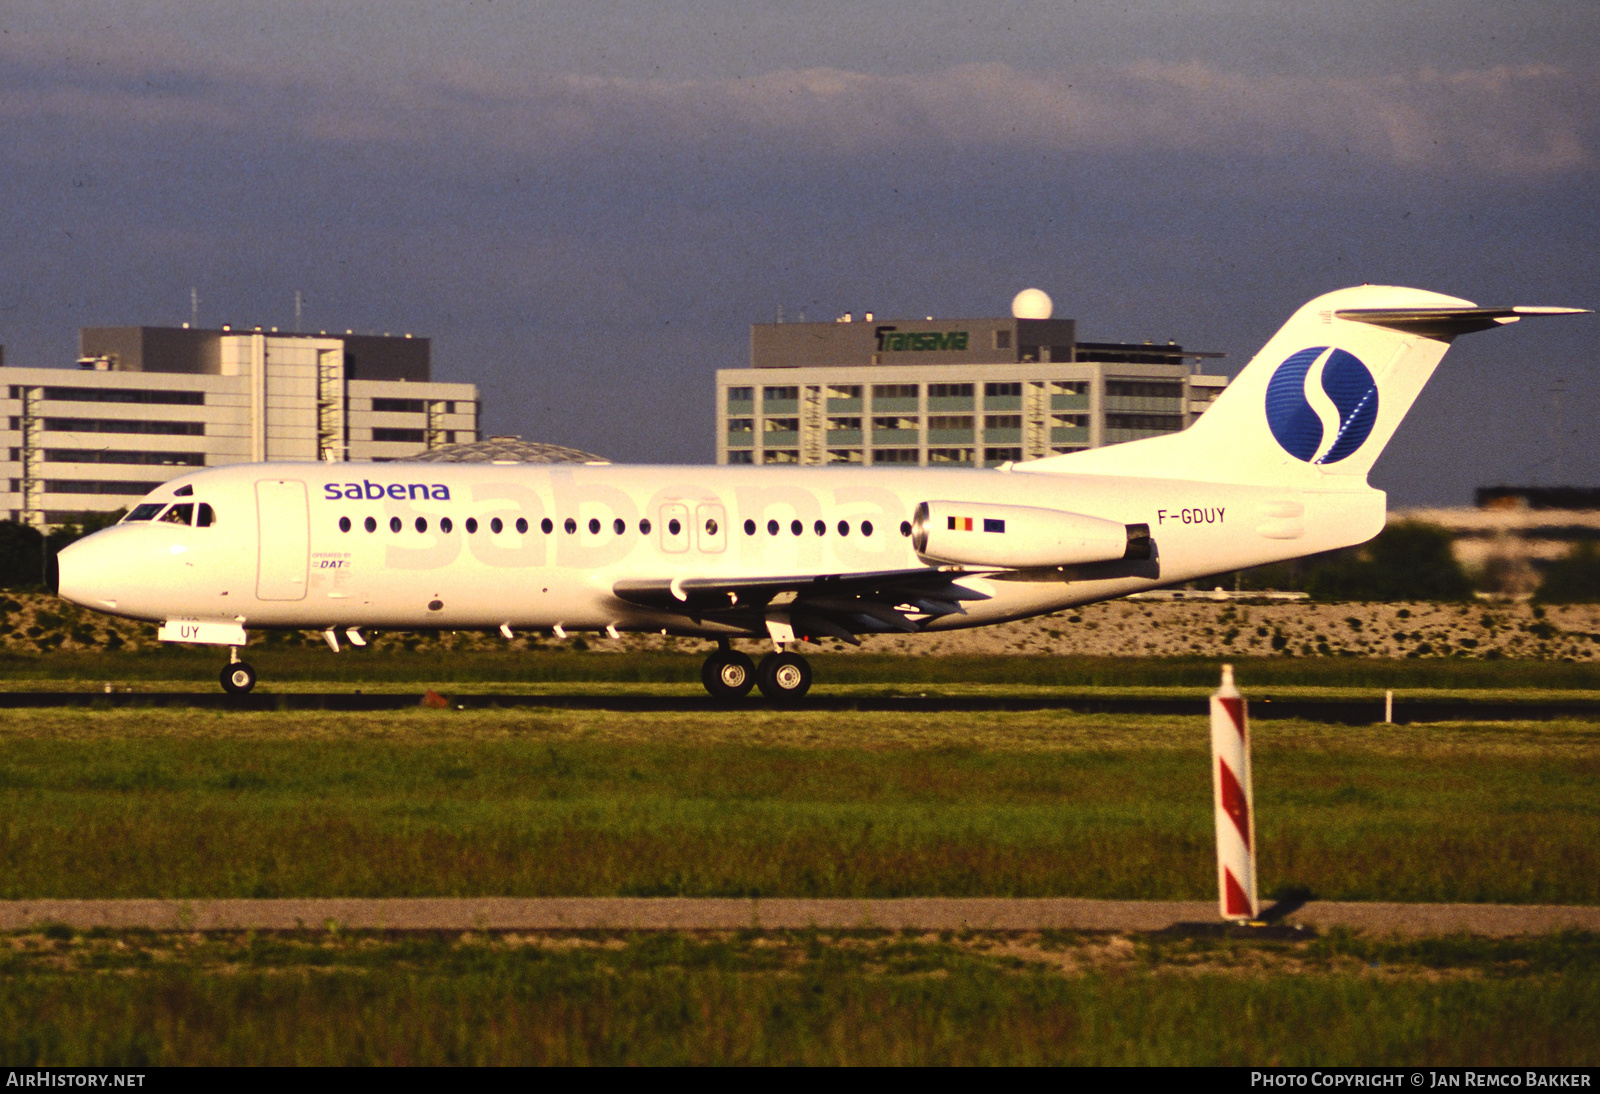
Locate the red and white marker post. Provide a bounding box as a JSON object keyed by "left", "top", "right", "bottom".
{"left": 1210, "top": 664, "right": 1259, "bottom": 921}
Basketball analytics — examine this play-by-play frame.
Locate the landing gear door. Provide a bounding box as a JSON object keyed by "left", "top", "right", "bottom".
{"left": 660, "top": 503, "right": 690, "bottom": 554}
{"left": 255, "top": 479, "right": 309, "bottom": 600}
{"left": 696, "top": 503, "right": 727, "bottom": 554}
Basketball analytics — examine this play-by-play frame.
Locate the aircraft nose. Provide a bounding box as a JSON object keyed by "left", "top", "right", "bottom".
{"left": 55, "top": 530, "right": 121, "bottom": 610}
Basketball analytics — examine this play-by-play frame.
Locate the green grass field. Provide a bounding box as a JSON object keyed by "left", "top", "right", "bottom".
{"left": 4, "top": 928, "right": 1597, "bottom": 1065}
{"left": 4, "top": 646, "right": 1600, "bottom": 693}
{"left": 2, "top": 708, "right": 1596, "bottom": 903}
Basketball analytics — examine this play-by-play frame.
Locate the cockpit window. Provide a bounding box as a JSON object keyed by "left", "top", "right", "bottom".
{"left": 197, "top": 503, "right": 216, "bottom": 527}
{"left": 124, "top": 503, "right": 165, "bottom": 522}
{"left": 160, "top": 503, "right": 195, "bottom": 525}
{"left": 173, "top": 484, "right": 194, "bottom": 497}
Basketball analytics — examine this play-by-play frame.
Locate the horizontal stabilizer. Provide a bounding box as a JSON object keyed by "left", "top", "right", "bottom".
{"left": 1336, "top": 305, "right": 1590, "bottom": 339}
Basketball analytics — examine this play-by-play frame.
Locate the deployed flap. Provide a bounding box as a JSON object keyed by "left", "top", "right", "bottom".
{"left": 613, "top": 567, "right": 991, "bottom": 641}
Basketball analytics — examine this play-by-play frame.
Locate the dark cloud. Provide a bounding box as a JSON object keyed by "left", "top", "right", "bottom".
{"left": 0, "top": 28, "right": 1595, "bottom": 503}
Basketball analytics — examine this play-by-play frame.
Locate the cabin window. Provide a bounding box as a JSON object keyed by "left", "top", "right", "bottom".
{"left": 541, "top": 518, "right": 553, "bottom": 533}
{"left": 837, "top": 520, "right": 849, "bottom": 537}
{"left": 564, "top": 518, "right": 577, "bottom": 534}
{"left": 767, "top": 519, "right": 779, "bottom": 536}
{"left": 364, "top": 516, "right": 377, "bottom": 533}
{"left": 160, "top": 504, "right": 194, "bottom": 525}
{"left": 790, "top": 520, "right": 802, "bottom": 536}
{"left": 900, "top": 521, "right": 912, "bottom": 536}
{"left": 588, "top": 518, "right": 601, "bottom": 534}
{"left": 668, "top": 518, "right": 681, "bottom": 536}
{"left": 389, "top": 517, "right": 402, "bottom": 533}
{"left": 744, "top": 519, "right": 756, "bottom": 535}
{"left": 613, "top": 518, "right": 626, "bottom": 535}
{"left": 639, "top": 518, "right": 652, "bottom": 534}
{"left": 440, "top": 517, "right": 453, "bottom": 533}
{"left": 814, "top": 520, "right": 826, "bottom": 536}
{"left": 415, "top": 517, "right": 428, "bottom": 533}
{"left": 465, "top": 517, "right": 478, "bottom": 533}
{"left": 516, "top": 518, "right": 529, "bottom": 534}
{"left": 339, "top": 516, "right": 351, "bottom": 533}
{"left": 862, "top": 520, "right": 873, "bottom": 536}
{"left": 490, "top": 517, "right": 503, "bottom": 534}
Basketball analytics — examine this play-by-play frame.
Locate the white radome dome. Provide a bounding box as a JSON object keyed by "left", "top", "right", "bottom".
{"left": 1011, "top": 288, "right": 1053, "bottom": 320}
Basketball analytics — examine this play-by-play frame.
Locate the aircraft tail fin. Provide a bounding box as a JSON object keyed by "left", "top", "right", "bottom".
{"left": 1019, "top": 285, "right": 1587, "bottom": 487}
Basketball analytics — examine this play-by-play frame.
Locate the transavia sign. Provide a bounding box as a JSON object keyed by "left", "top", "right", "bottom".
{"left": 875, "top": 325, "right": 970, "bottom": 353}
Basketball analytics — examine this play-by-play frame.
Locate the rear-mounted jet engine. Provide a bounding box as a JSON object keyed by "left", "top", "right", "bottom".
{"left": 911, "top": 501, "right": 1151, "bottom": 569}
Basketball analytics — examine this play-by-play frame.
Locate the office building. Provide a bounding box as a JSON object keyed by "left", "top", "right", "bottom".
{"left": 716, "top": 310, "right": 1227, "bottom": 467}
{"left": 1, "top": 326, "right": 477, "bottom": 526}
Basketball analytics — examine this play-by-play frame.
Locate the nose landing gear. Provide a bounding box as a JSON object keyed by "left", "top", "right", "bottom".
{"left": 220, "top": 647, "right": 257, "bottom": 695}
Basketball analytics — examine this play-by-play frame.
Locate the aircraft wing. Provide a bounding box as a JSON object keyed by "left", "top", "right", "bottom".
{"left": 612, "top": 567, "right": 992, "bottom": 643}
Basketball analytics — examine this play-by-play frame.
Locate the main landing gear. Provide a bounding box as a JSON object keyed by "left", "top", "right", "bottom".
{"left": 700, "top": 643, "right": 812, "bottom": 702}
{"left": 220, "top": 648, "right": 257, "bottom": 696}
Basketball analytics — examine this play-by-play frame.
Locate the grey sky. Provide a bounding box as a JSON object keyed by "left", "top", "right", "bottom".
{"left": 1, "top": 2, "right": 1595, "bottom": 502}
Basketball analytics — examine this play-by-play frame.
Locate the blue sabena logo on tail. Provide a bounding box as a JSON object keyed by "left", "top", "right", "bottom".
{"left": 1264, "top": 347, "right": 1379, "bottom": 464}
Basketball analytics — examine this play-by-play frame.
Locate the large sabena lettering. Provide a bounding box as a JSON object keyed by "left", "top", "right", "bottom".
{"left": 323, "top": 482, "right": 451, "bottom": 501}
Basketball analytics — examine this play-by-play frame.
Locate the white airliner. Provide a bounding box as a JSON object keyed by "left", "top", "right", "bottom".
{"left": 54, "top": 285, "right": 1585, "bottom": 698}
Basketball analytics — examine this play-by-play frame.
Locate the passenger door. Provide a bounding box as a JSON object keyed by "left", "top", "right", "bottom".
{"left": 255, "top": 479, "right": 309, "bottom": 600}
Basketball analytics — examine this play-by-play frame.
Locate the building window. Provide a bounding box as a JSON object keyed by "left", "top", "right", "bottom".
{"left": 871, "top": 449, "right": 919, "bottom": 464}
{"left": 762, "top": 449, "right": 799, "bottom": 464}
{"left": 984, "top": 447, "right": 1023, "bottom": 464}
{"left": 762, "top": 386, "right": 799, "bottom": 401}
{"left": 44, "top": 449, "right": 205, "bottom": 466}
{"left": 983, "top": 415, "right": 1022, "bottom": 430}
{"left": 727, "top": 418, "right": 754, "bottom": 433}
{"left": 1052, "top": 413, "right": 1088, "bottom": 428}
{"left": 726, "top": 386, "right": 754, "bottom": 402}
{"left": 994, "top": 330, "right": 1012, "bottom": 350}
{"left": 42, "top": 480, "right": 163, "bottom": 495}
{"left": 44, "top": 418, "right": 204, "bottom": 436}
{"left": 927, "top": 384, "right": 973, "bottom": 398}
{"left": 42, "top": 387, "right": 204, "bottom": 406}
{"left": 872, "top": 416, "right": 919, "bottom": 432}
{"left": 984, "top": 382, "right": 1022, "bottom": 397}
{"left": 373, "top": 428, "right": 426, "bottom": 442}
{"left": 927, "top": 448, "right": 975, "bottom": 464}
{"left": 372, "top": 398, "right": 426, "bottom": 413}
{"left": 1105, "top": 414, "right": 1183, "bottom": 431}
{"left": 727, "top": 450, "right": 754, "bottom": 464}
{"left": 826, "top": 417, "right": 862, "bottom": 431}
{"left": 927, "top": 415, "right": 973, "bottom": 430}
{"left": 871, "top": 384, "right": 919, "bottom": 400}
{"left": 826, "top": 450, "right": 864, "bottom": 464}
{"left": 763, "top": 418, "right": 800, "bottom": 433}
{"left": 1051, "top": 381, "right": 1088, "bottom": 395}
{"left": 1106, "top": 380, "right": 1183, "bottom": 399}
{"left": 827, "top": 385, "right": 862, "bottom": 399}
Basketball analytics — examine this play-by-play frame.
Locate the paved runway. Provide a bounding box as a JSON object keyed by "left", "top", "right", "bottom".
{"left": 2, "top": 898, "right": 1596, "bottom": 936}
{"left": 3, "top": 691, "right": 1598, "bottom": 722}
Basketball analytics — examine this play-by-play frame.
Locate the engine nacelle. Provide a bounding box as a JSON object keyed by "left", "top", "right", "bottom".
{"left": 911, "top": 500, "right": 1151, "bottom": 569}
